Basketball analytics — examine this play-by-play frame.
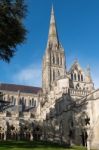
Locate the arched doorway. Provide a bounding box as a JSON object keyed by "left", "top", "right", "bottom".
{"left": 33, "top": 126, "right": 42, "bottom": 141}
{"left": 6, "top": 124, "right": 17, "bottom": 140}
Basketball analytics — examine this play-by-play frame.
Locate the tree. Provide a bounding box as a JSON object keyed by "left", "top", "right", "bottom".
{"left": 0, "top": 0, "right": 27, "bottom": 62}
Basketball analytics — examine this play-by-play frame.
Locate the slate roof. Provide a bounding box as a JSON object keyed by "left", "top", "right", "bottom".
{"left": 0, "top": 83, "right": 42, "bottom": 94}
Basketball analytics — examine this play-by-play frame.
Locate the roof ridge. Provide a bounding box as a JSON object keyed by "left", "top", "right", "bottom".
{"left": 1, "top": 83, "right": 42, "bottom": 89}
{"left": 0, "top": 83, "right": 42, "bottom": 94}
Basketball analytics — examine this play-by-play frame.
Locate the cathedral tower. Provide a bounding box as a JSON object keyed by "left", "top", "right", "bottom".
{"left": 42, "top": 6, "right": 66, "bottom": 93}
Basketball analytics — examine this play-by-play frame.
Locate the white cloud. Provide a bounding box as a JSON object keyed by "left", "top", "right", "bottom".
{"left": 12, "top": 64, "right": 42, "bottom": 87}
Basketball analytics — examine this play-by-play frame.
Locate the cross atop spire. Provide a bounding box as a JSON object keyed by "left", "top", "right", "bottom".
{"left": 47, "top": 5, "right": 59, "bottom": 48}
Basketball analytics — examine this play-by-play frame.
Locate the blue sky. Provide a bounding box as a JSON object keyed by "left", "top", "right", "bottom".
{"left": 0, "top": 0, "right": 99, "bottom": 88}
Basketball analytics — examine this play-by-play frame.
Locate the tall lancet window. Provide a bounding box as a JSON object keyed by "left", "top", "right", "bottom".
{"left": 52, "top": 55, "right": 55, "bottom": 64}
{"left": 29, "top": 100, "right": 32, "bottom": 106}
{"left": 53, "top": 70, "right": 55, "bottom": 81}
{"left": 58, "top": 70, "right": 60, "bottom": 77}
{"left": 57, "top": 55, "right": 59, "bottom": 65}
{"left": 50, "top": 70, "right": 52, "bottom": 82}
{"left": 32, "top": 98, "right": 34, "bottom": 106}
{"left": 74, "top": 73, "right": 77, "bottom": 81}
{"left": 14, "top": 98, "right": 16, "bottom": 105}
{"left": 78, "top": 74, "right": 80, "bottom": 81}
{"left": 71, "top": 73, "right": 73, "bottom": 80}
{"left": 61, "top": 57, "right": 62, "bottom": 65}
{"left": 81, "top": 74, "right": 83, "bottom": 81}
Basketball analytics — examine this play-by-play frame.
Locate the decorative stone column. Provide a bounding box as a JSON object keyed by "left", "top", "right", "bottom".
{"left": 4, "top": 123, "right": 7, "bottom": 141}
{"left": 86, "top": 125, "right": 91, "bottom": 150}
{"left": 4, "top": 131, "right": 6, "bottom": 141}
{"left": 30, "top": 132, "right": 33, "bottom": 141}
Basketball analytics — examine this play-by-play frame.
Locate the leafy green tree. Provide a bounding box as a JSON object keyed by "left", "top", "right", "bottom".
{"left": 0, "top": 0, "right": 27, "bottom": 62}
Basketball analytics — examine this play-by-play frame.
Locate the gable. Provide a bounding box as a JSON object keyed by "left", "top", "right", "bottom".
{"left": 69, "top": 61, "right": 84, "bottom": 74}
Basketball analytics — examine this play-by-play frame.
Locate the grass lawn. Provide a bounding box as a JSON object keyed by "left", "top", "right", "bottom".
{"left": 0, "top": 141, "right": 86, "bottom": 150}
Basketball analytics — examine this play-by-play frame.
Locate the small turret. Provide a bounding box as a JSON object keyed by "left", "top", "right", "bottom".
{"left": 85, "top": 65, "right": 92, "bottom": 83}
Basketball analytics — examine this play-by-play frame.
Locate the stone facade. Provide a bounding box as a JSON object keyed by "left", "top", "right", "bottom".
{"left": 0, "top": 5, "right": 99, "bottom": 150}
{"left": 0, "top": 84, "right": 42, "bottom": 140}
{"left": 41, "top": 6, "right": 99, "bottom": 149}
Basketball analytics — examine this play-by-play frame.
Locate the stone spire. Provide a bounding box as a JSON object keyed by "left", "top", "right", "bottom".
{"left": 42, "top": 5, "right": 66, "bottom": 93}
{"left": 47, "top": 5, "right": 59, "bottom": 48}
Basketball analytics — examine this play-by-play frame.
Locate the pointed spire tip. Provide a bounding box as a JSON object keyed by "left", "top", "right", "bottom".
{"left": 51, "top": 4, "right": 54, "bottom": 14}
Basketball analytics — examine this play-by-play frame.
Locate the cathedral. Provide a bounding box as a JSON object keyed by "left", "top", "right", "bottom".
{"left": 0, "top": 6, "right": 99, "bottom": 150}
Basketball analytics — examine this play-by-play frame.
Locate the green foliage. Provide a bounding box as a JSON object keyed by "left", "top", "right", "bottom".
{"left": 0, "top": 0, "right": 27, "bottom": 62}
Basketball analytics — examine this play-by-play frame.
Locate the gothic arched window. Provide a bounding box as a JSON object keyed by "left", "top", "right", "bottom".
{"left": 34, "top": 100, "right": 36, "bottom": 107}
{"left": 78, "top": 74, "right": 80, "bottom": 81}
{"left": 24, "top": 99, "right": 26, "bottom": 105}
{"left": 29, "top": 100, "right": 32, "bottom": 106}
{"left": 32, "top": 98, "right": 34, "bottom": 106}
{"left": 81, "top": 74, "right": 83, "bottom": 81}
{"left": 11, "top": 96, "right": 14, "bottom": 104}
{"left": 71, "top": 73, "right": 73, "bottom": 80}
{"left": 58, "top": 70, "right": 60, "bottom": 77}
{"left": 52, "top": 55, "right": 55, "bottom": 64}
{"left": 61, "top": 57, "right": 62, "bottom": 65}
{"left": 14, "top": 98, "right": 16, "bottom": 105}
{"left": 50, "top": 70, "right": 52, "bottom": 82}
{"left": 21, "top": 97, "right": 24, "bottom": 104}
{"left": 20, "top": 98, "right": 23, "bottom": 105}
{"left": 57, "top": 56, "right": 59, "bottom": 65}
{"left": 53, "top": 70, "right": 55, "bottom": 81}
{"left": 74, "top": 74, "right": 77, "bottom": 81}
